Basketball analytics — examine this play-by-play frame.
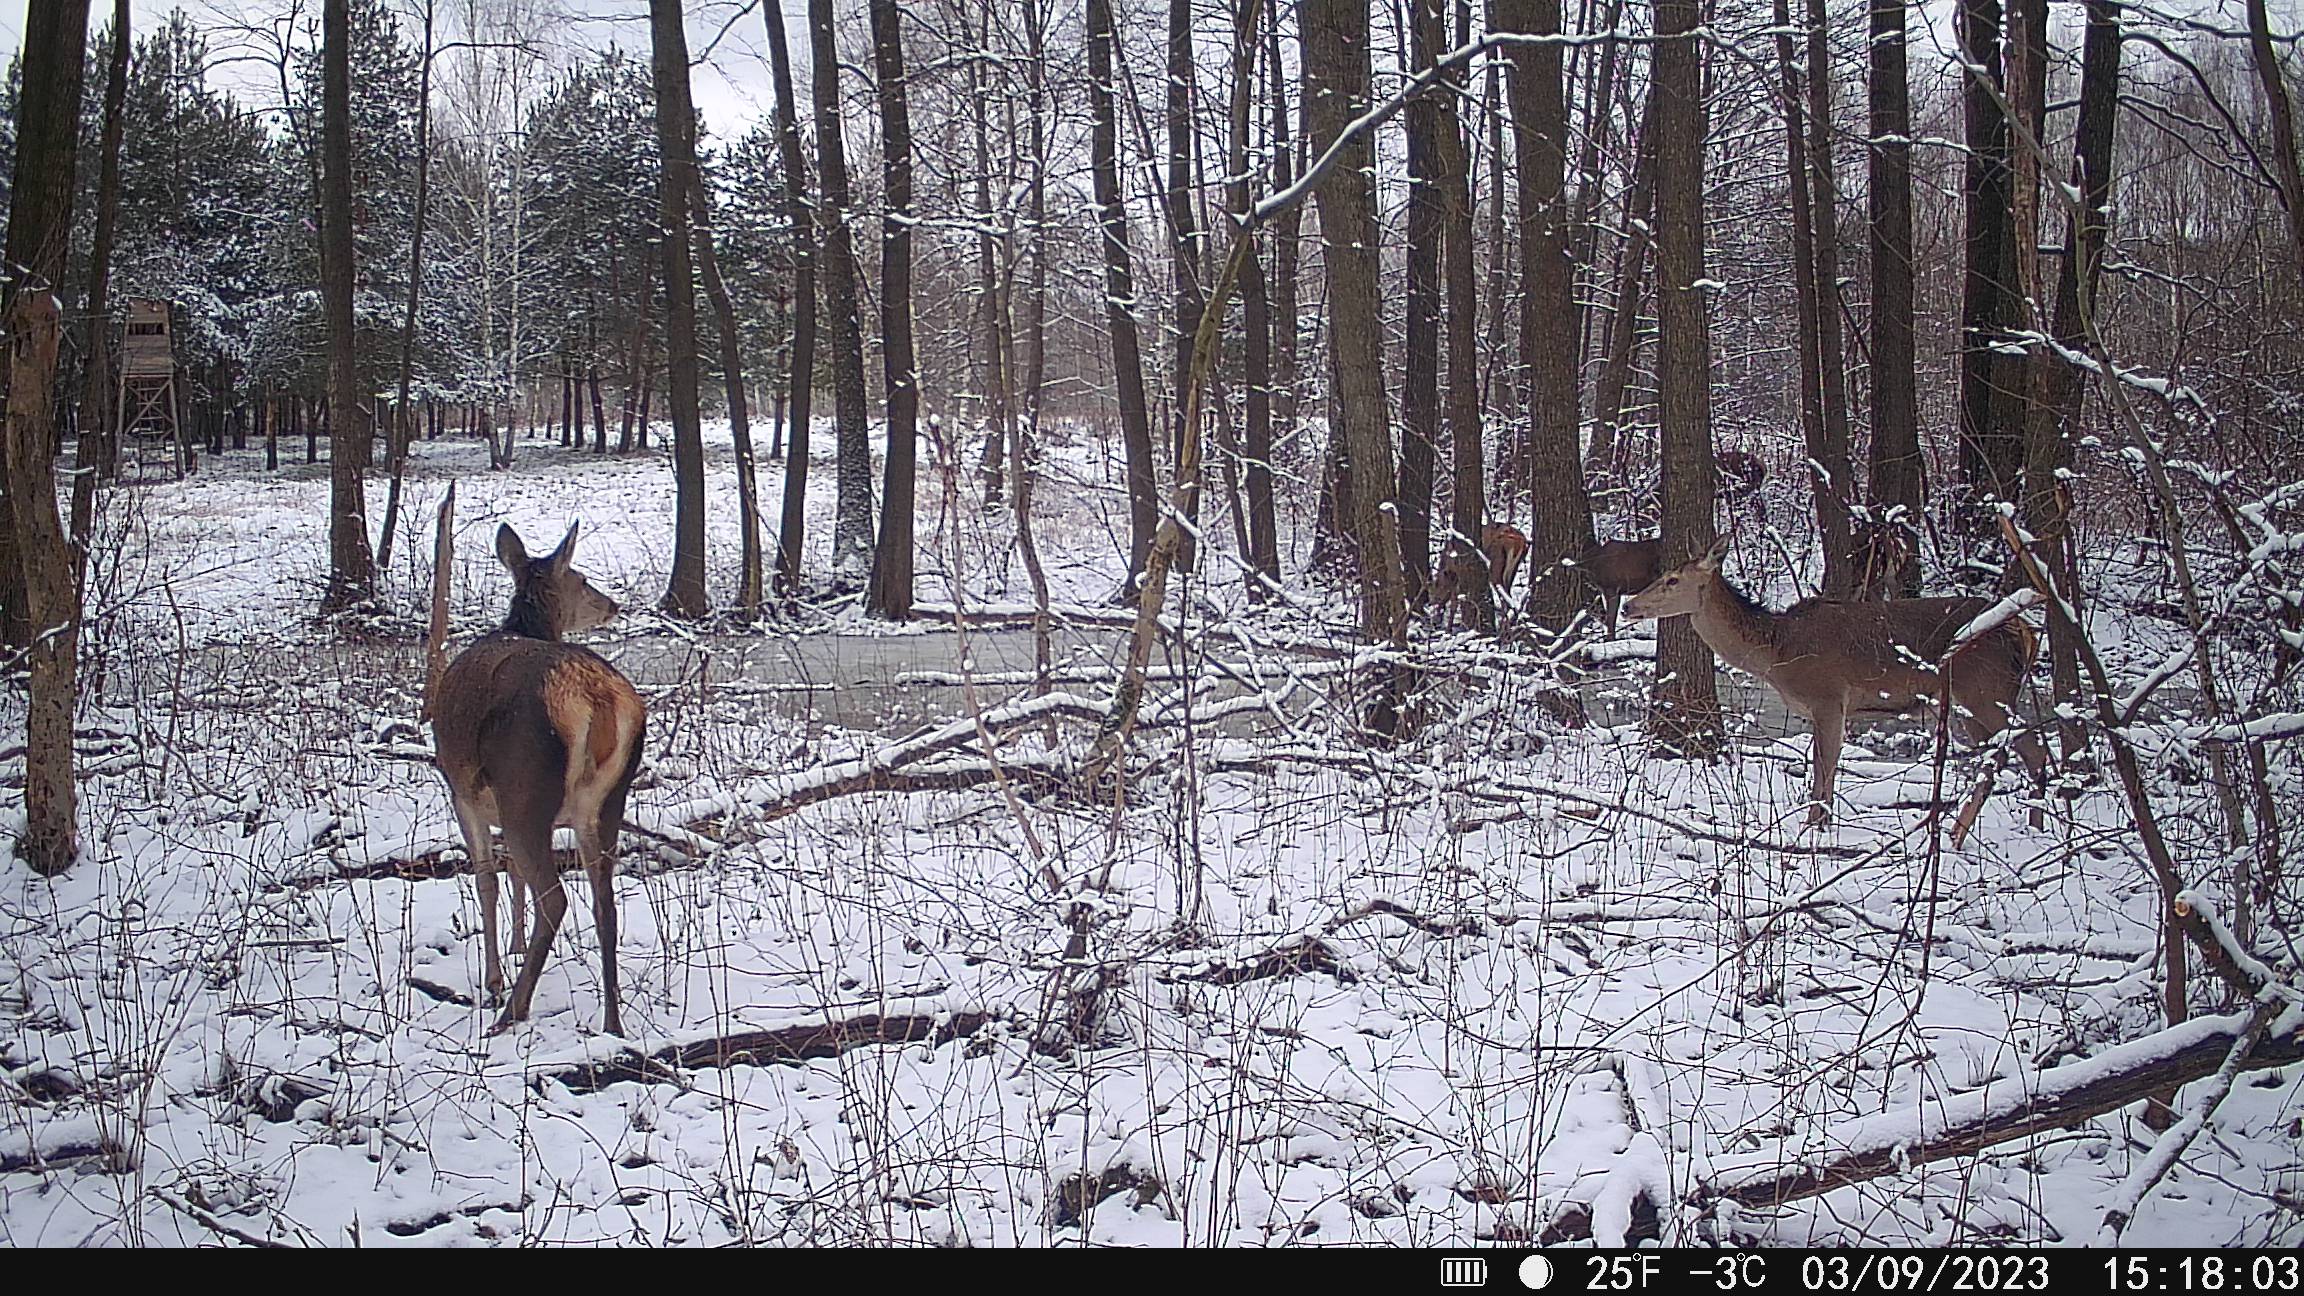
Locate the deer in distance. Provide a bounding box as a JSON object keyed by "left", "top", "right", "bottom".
{"left": 1621, "top": 537, "right": 2048, "bottom": 839}
{"left": 433, "top": 520, "right": 646, "bottom": 1036}
{"left": 1572, "top": 537, "right": 1661, "bottom": 634}
{"left": 1429, "top": 522, "right": 1530, "bottom": 626}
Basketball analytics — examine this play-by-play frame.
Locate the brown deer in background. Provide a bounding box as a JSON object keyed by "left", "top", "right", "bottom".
{"left": 1429, "top": 523, "right": 1530, "bottom": 627}
{"left": 433, "top": 521, "right": 646, "bottom": 1036}
{"left": 1622, "top": 537, "right": 2047, "bottom": 837}
{"left": 1573, "top": 537, "right": 1660, "bottom": 633}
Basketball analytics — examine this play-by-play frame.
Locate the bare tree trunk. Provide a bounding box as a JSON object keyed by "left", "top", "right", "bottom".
{"left": 1268, "top": 12, "right": 1303, "bottom": 470}
{"left": 376, "top": 0, "right": 435, "bottom": 578}
{"left": 1233, "top": 0, "right": 1279, "bottom": 597}
{"left": 1165, "top": 0, "right": 1206, "bottom": 574}
{"left": 1501, "top": 0, "right": 1596, "bottom": 634}
{"left": 2019, "top": 0, "right": 2118, "bottom": 763}
{"left": 1015, "top": 0, "right": 1056, "bottom": 690}
{"left": 692, "top": 171, "right": 763, "bottom": 617}
{"left": 1804, "top": 0, "right": 1854, "bottom": 594}
{"left": 1866, "top": 0, "right": 1922, "bottom": 596}
{"left": 320, "top": 0, "right": 376, "bottom": 614}
{"left": 71, "top": 0, "right": 129, "bottom": 575}
{"left": 1401, "top": 0, "right": 1445, "bottom": 605}
{"left": 2247, "top": 0, "right": 2304, "bottom": 287}
{"left": 1772, "top": 0, "right": 1843, "bottom": 594}
{"left": 1586, "top": 129, "right": 1652, "bottom": 479}
{"left": 1302, "top": 0, "right": 1408, "bottom": 734}
{"left": 865, "top": 0, "right": 918, "bottom": 621}
{"left": 650, "top": 0, "right": 709, "bottom": 619}
{"left": 765, "top": 2, "right": 816, "bottom": 598}
{"left": 971, "top": 36, "right": 1008, "bottom": 510}
{"left": 810, "top": 0, "right": 875, "bottom": 580}
{"left": 1649, "top": 0, "right": 1722, "bottom": 754}
{"left": 1087, "top": 0, "right": 1159, "bottom": 599}
{"left": 1432, "top": 0, "right": 1490, "bottom": 630}
{"left": 1, "top": 0, "right": 90, "bottom": 874}
{"left": 1955, "top": 0, "right": 2023, "bottom": 517}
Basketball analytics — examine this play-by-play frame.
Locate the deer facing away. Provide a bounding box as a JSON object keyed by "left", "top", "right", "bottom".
{"left": 433, "top": 521, "right": 646, "bottom": 1035}
{"left": 1621, "top": 538, "right": 2047, "bottom": 833}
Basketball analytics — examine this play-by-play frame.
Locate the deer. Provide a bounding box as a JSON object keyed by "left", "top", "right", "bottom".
{"left": 1428, "top": 522, "right": 1530, "bottom": 627}
{"left": 1572, "top": 537, "right": 1661, "bottom": 634}
{"left": 431, "top": 520, "right": 646, "bottom": 1036}
{"left": 1621, "top": 537, "right": 2047, "bottom": 839}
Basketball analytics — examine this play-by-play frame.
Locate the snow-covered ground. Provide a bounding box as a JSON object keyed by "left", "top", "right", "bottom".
{"left": 1, "top": 420, "right": 2295, "bottom": 1247}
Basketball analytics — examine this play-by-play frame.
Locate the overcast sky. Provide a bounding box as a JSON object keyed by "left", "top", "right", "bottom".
{"left": 0, "top": 1, "right": 806, "bottom": 139}
{"left": 0, "top": 0, "right": 2297, "bottom": 144}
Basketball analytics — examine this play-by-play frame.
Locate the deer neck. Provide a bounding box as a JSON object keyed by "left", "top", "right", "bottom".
{"left": 502, "top": 592, "right": 561, "bottom": 642}
{"left": 1689, "top": 575, "right": 1783, "bottom": 678}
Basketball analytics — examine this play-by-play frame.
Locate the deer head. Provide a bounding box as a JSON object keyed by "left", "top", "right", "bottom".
{"left": 1620, "top": 536, "right": 1732, "bottom": 623}
{"left": 496, "top": 521, "right": 618, "bottom": 641}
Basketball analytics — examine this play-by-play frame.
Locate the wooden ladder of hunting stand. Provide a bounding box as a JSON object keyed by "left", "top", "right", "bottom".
{"left": 116, "top": 296, "right": 189, "bottom": 476}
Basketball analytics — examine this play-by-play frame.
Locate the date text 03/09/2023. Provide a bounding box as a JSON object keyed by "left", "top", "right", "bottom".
{"left": 1444, "top": 1251, "right": 2304, "bottom": 1293}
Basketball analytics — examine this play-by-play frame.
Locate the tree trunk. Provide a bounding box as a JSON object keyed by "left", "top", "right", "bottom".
{"left": 320, "top": 0, "right": 377, "bottom": 613}
{"left": 1400, "top": 0, "right": 1445, "bottom": 605}
{"left": 1649, "top": 0, "right": 1722, "bottom": 754}
{"left": 865, "top": 0, "right": 917, "bottom": 621}
{"left": 2249, "top": 0, "right": 2304, "bottom": 287}
{"left": 1773, "top": 0, "right": 1832, "bottom": 593}
{"left": 1804, "top": 0, "right": 1855, "bottom": 595}
{"left": 1432, "top": 0, "right": 1490, "bottom": 629}
{"left": 1268, "top": 13, "right": 1302, "bottom": 474}
{"left": 971, "top": 41, "right": 1008, "bottom": 510}
{"left": 1087, "top": 0, "right": 1159, "bottom": 599}
{"left": 650, "top": 0, "right": 708, "bottom": 618}
{"left": 71, "top": 0, "right": 130, "bottom": 573}
{"left": 1865, "top": 0, "right": 1922, "bottom": 596}
{"left": 1233, "top": 0, "right": 1279, "bottom": 597}
{"left": 1587, "top": 129, "right": 1653, "bottom": 481}
{"left": 1302, "top": 0, "right": 1407, "bottom": 733}
{"left": 810, "top": 0, "right": 875, "bottom": 581}
{"left": 1164, "top": 0, "right": 1206, "bottom": 576}
{"left": 1, "top": 0, "right": 90, "bottom": 874}
{"left": 766, "top": 0, "right": 816, "bottom": 598}
{"left": 1501, "top": 0, "right": 1595, "bottom": 634}
{"left": 375, "top": 0, "right": 434, "bottom": 578}
{"left": 2018, "top": 0, "right": 2120, "bottom": 761}
{"left": 1955, "top": 0, "right": 2023, "bottom": 516}
{"left": 691, "top": 172, "right": 763, "bottom": 617}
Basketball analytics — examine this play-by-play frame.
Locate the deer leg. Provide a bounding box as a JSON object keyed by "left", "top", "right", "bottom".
{"left": 508, "top": 871, "right": 528, "bottom": 957}
{"left": 1807, "top": 705, "right": 1845, "bottom": 828}
{"left": 453, "top": 806, "right": 507, "bottom": 1003}
{"left": 577, "top": 810, "right": 624, "bottom": 1038}
{"left": 490, "top": 817, "right": 565, "bottom": 1036}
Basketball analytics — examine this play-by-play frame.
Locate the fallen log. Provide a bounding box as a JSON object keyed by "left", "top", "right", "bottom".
{"left": 539, "top": 1009, "right": 997, "bottom": 1095}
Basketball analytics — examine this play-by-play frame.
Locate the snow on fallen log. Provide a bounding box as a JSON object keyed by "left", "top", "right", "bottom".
{"left": 1698, "top": 1005, "right": 2304, "bottom": 1212}
{"left": 534, "top": 1004, "right": 998, "bottom": 1095}
{"left": 632, "top": 689, "right": 1106, "bottom": 832}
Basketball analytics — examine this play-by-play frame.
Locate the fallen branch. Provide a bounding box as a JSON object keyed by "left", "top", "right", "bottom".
{"left": 537, "top": 1009, "right": 996, "bottom": 1095}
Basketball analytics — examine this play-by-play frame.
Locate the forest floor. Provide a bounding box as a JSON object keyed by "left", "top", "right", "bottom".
{"left": 1, "top": 420, "right": 2295, "bottom": 1247}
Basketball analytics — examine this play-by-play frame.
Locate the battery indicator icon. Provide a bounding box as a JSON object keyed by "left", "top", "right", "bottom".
{"left": 1441, "top": 1257, "right": 1487, "bottom": 1287}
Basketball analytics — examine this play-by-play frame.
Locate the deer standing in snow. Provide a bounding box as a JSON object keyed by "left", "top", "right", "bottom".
{"left": 432, "top": 520, "right": 645, "bottom": 1035}
{"left": 1622, "top": 537, "right": 2046, "bottom": 838}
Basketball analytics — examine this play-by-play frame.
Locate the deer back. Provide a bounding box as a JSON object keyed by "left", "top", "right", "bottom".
{"left": 434, "top": 638, "right": 645, "bottom": 824}
{"left": 1576, "top": 538, "right": 1661, "bottom": 596}
{"left": 1710, "top": 591, "right": 2028, "bottom": 716}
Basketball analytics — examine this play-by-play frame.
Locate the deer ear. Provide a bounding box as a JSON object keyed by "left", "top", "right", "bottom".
{"left": 1698, "top": 536, "right": 1731, "bottom": 571}
{"left": 550, "top": 520, "right": 582, "bottom": 574}
{"left": 495, "top": 524, "right": 529, "bottom": 572}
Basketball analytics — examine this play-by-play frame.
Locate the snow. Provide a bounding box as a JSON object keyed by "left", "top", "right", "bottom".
{"left": 2, "top": 422, "right": 2298, "bottom": 1247}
